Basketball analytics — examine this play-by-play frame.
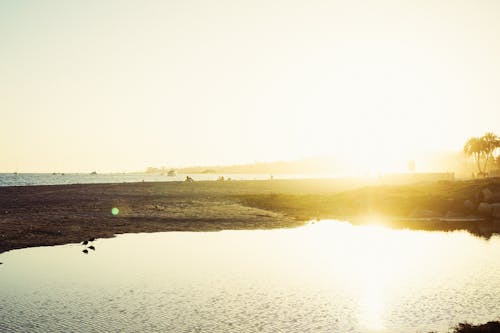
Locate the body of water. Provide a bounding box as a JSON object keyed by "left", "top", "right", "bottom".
{"left": 0, "top": 173, "right": 343, "bottom": 187}
{"left": 0, "top": 173, "right": 286, "bottom": 187}
{"left": 1, "top": 221, "right": 500, "bottom": 332}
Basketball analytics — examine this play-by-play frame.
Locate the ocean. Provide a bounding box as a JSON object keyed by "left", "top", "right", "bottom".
{"left": 0, "top": 172, "right": 304, "bottom": 187}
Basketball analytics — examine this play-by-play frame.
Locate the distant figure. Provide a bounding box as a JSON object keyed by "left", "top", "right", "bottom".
{"left": 217, "top": 176, "right": 225, "bottom": 181}
{"left": 185, "top": 176, "right": 194, "bottom": 182}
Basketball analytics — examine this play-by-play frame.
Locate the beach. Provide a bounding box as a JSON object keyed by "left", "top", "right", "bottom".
{"left": 1, "top": 178, "right": 499, "bottom": 253}
{"left": 2, "top": 178, "right": 500, "bottom": 332}
{"left": 0, "top": 179, "right": 364, "bottom": 253}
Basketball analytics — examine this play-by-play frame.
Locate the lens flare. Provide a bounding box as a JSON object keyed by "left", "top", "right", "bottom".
{"left": 111, "top": 207, "right": 119, "bottom": 216}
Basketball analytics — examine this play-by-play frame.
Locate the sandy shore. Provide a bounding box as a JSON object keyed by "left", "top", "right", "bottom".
{"left": 0, "top": 179, "right": 368, "bottom": 253}
{"left": 1, "top": 178, "right": 499, "bottom": 253}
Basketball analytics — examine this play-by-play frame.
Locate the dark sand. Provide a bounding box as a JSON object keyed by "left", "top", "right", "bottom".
{"left": 0, "top": 179, "right": 368, "bottom": 253}
{"left": 1, "top": 178, "right": 499, "bottom": 253}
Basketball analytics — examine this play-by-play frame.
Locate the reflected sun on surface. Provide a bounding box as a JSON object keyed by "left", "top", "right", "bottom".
{"left": 299, "top": 220, "right": 460, "bottom": 331}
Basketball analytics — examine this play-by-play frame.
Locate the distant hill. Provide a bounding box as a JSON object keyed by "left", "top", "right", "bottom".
{"left": 147, "top": 157, "right": 347, "bottom": 175}
{"left": 146, "top": 151, "right": 484, "bottom": 176}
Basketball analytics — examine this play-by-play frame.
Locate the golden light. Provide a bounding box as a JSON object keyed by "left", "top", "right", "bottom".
{"left": 297, "top": 220, "right": 459, "bottom": 331}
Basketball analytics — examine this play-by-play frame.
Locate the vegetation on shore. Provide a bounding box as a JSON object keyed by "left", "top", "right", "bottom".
{"left": 464, "top": 132, "right": 500, "bottom": 176}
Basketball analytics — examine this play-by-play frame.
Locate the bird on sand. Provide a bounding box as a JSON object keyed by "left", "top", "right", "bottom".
{"left": 82, "top": 240, "right": 89, "bottom": 246}
{"left": 88, "top": 245, "right": 95, "bottom": 251}
{"left": 82, "top": 249, "right": 88, "bottom": 254}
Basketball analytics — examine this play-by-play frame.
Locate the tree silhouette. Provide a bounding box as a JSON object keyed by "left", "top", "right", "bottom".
{"left": 464, "top": 132, "right": 500, "bottom": 176}
{"left": 464, "top": 137, "right": 484, "bottom": 175}
{"left": 481, "top": 132, "right": 500, "bottom": 172}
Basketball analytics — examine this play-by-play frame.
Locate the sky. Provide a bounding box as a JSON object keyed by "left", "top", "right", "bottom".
{"left": 1, "top": 0, "right": 499, "bottom": 172}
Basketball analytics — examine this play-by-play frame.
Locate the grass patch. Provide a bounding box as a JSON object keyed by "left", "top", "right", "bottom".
{"left": 234, "top": 178, "right": 500, "bottom": 221}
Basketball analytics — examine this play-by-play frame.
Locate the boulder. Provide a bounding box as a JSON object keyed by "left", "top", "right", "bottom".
{"left": 491, "top": 192, "right": 500, "bottom": 202}
{"left": 492, "top": 203, "right": 500, "bottom": 218}
{"left": 478, "top": 202, "right": 492, "bottom": 216}
{"left": 464, "top": 200, "right": 474, "bottom": 210}
{"left": 482, "top": 188, "right": 494, "bottom": 202}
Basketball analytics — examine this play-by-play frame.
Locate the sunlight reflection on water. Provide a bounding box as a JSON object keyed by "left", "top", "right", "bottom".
{"left": 1, "top": 220, "right": 500, "bottom": 332}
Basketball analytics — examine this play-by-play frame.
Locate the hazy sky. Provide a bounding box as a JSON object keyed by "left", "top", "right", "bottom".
{"left": 1, "top": 0, "right": 499, "bottom": 172}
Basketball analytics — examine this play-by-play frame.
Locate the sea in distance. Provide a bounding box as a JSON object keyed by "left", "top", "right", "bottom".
{"left": 0, "top": 172, "right": 326, "bottom": 187}
{"left": 1, "top": 221, "right": 500, "bottom": 332}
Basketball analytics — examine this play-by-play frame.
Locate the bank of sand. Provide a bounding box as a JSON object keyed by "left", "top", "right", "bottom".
{"left": 1, "top": 178, "right": 499, "bottom": 253}
{"left": 0, "top": 179, "right": 367, "bottom": 253}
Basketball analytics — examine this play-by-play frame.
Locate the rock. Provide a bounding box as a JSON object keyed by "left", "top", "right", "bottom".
{"left": 492, "top": 203, "right": 500, "bottom": 218}
{"left": 464, "top": 200, "right": 474, "bottom": 210}
{"left": 482, "top": 188, "right": 494, "bottom": 202}
{"left": 478, "top": 202, "right": 492, "bottom": 216}
{"left": 491, "top": 192, "right": 500, "bottom": 202}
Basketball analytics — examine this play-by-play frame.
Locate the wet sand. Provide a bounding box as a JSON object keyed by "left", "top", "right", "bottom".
{"left": 1, "top": 178, "right": 499, "bottom": 253}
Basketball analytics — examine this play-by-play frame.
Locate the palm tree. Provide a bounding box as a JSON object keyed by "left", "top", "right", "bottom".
{"left": 464, "top": 132, "right": 500, "bottom": 176}
{"left": 464, "top": 137, "right": 484, "bottom": 175}
{"left": 481, "top": 132, "right": 500, "bottom": 172}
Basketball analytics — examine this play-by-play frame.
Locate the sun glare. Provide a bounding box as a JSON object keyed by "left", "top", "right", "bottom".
{"left": 298, "top": 220, "right": 457, "bottom": 330}
{"left": 2, "top": 1, "right": 500, "bottom": 332}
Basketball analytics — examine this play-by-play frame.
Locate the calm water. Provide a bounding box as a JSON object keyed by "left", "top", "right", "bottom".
{"left": 1, "top": 221, "right": 500, "bottom": 332}
{"left": 0, "top": 173, "right": 332, "bottom": 187}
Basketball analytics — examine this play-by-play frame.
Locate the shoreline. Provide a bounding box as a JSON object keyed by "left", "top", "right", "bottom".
{"left": 346, "top": 216, "right": 500, "bottom": 238}
{"left": 1, "top": 178, "right": 499, "bottom": 253}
